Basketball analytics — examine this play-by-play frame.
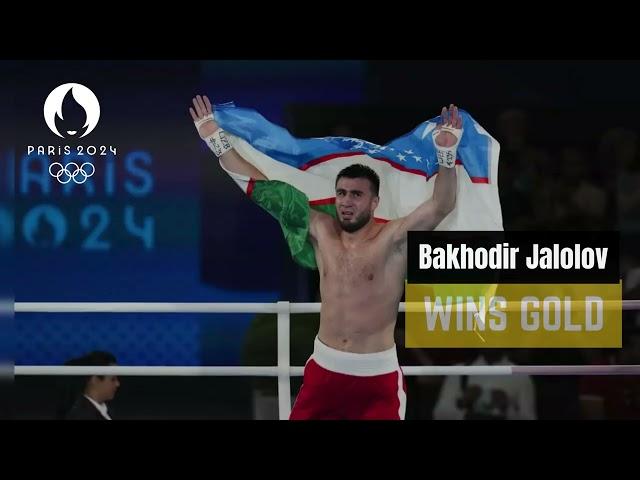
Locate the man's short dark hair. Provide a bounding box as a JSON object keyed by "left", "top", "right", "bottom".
{"left": 65, "top": 350, "right": 117, "bottom": 381}
{"left": 335, "top": 164, "right": 380, "bottom": 196}
{"left": 57, "top": 351, "right": 118, "bottom": 418}
{"left": 66, "top": 351, "right": 117, "bottom": 367}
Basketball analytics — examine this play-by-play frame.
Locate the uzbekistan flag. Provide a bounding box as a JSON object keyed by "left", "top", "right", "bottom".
{"left": 213, "top": 102, "right": 503, "bottom": 270}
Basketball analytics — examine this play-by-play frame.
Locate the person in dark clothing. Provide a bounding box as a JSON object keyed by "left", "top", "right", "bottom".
{"left": 57, "top": 351, "right": 120, "bottom": 420}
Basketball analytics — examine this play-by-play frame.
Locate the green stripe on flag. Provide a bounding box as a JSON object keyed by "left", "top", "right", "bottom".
{"left": 251, "top": 180, "right": 319, "bottom": 269}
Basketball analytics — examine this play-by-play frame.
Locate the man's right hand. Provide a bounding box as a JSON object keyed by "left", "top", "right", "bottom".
{"left": 190, "top": 94, "right": 267, "bottom": 181}
{"left": 189, "top": 95, "right": 219, "bottom": 139}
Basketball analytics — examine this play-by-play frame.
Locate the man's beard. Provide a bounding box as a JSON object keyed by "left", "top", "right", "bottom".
{"left": 339, "top": 211, "right": 371, "bottom": 233}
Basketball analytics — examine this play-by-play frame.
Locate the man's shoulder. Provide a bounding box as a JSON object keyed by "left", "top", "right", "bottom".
{"left": 65, "top": 396, "right": 102, "bottom": 420}
{"left": 310, "top": 210, "right": 338, "bottom": 236}
{"left": 379, "top": 218, "right": 403, "bottom": 235}
{"left": 376, "top": 219, "right": 411, "bottom": 255}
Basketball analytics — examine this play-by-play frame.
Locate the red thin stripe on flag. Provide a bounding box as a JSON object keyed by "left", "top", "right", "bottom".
{"left": 470, "top": 177, "right": 490, "bottom": 184}
{"left": 300, "top": 153, "right": 488, "bottom": 182}
{"left": 309, "top": 197, "right": 336, "bottom": 206}
{"left": 300, "top": 152, "right": 363, "bottom": 171}
{"left": 247, "top": 178, "right": 256, "bottom": 197}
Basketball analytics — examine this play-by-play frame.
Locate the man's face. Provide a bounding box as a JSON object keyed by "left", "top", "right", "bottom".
{"left": 335, "top": 177, "right": 379, "bottom": 233}
{"left": 92, "top": 371, "right": 120, "bottom": 402}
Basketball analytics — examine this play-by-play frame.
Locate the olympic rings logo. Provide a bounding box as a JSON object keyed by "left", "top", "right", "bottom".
{"left": 48, "top": 162, "right": 95, "bottom": 184}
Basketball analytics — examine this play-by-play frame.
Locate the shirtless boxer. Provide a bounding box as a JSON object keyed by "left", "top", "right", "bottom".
{"left": 190, "top": 95, "right": 461, "bottom": 419}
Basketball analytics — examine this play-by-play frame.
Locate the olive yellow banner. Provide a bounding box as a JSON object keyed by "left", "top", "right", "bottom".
{"left": 405, "top": 282, "right": 622, "bottom": 348}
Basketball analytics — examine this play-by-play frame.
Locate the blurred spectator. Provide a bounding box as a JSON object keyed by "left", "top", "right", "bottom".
{"left": 580, "top": 335, "right": 640, "bottom": 419}
{"left": 599, "top": 128, "right": 640, "bottom": 231}
{"left": 497, "top": 109, "right": 532, "bottom": 228}
{"left": 496, "top": 109, "right": 529, "bottom": 154}
{"left": 496, "top": 108, "right": 554, "bottom": 230}
{"left": 57, "top": 351, "right": 120, "bottom": 420}
{"left": 433, "top": 349, "right": 536, "bottom": 420}
{"left": 561, "top": 147, "right": 609, "bottom": 226}
{"left": 530, "top": 349, "right": 583, "bottom": 419}
{"left": 242, "top": 293, "right": 320, "bottom": 420}
{"left": 622, "top": 247, "right": 640, "bottom": 299}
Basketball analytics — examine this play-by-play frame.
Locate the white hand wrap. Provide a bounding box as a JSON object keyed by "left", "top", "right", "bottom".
{"left": 194, "top": 113, "right": 215, "bottom": 131}
{"left": 193, "top": 113, "right": 234, "bottom": 157}
{"left": 432, "top": 125, "right": 463, "bottom": 169}
{"left": 203, "top": 128, "right": 233, "bottom": 157}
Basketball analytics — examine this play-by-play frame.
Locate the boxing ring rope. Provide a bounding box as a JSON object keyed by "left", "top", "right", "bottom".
{"left": 16, "top": 300, "right": 640, "bottom": 313}
{"left": 14, "top": 300, "right": 640, "bottom": 420}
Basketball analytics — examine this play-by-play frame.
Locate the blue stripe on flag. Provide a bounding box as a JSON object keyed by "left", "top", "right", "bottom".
{"left": 214, "top": 103, "right": 491, "bottom": 180}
